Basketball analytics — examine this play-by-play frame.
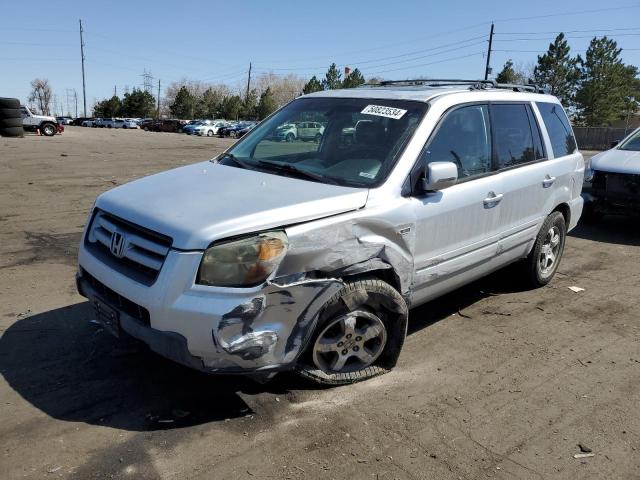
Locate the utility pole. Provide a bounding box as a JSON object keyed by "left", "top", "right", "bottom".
{"left": 74, "top": 89, "right": 78, "bottom": 118}
{"left": 245, "top": 62, "right": 252, "bottom": 100}
{"left": 156, "top": 79, "right": 161, "bottom": 119}
{"left": 114, "top": 85, "right": 117, "bottom": 97}
{"left": 79, "top": 19, "right": 87, "bottom": 116}
{"left": 484, "top": 23, "right": 494, "bottom": 81}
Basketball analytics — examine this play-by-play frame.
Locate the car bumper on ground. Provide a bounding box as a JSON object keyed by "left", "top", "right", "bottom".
{"left": 77, "top": 243, "right": 343, "bottom": 374}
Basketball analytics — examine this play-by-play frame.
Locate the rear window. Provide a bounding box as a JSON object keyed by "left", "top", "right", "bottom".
{"left": 536, "top": 102, "right": 577, "bottom": 157}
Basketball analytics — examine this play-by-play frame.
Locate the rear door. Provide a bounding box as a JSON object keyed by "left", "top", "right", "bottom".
{"left": 491, "top": 102, "right": 577, "bottom": 261}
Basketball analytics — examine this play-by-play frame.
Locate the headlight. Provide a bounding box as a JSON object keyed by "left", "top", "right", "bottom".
{"left": 197, "top": 231, "right": 288, "bottom": 287}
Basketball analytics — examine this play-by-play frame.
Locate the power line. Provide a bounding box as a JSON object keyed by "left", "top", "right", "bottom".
{"left": 492, "top": 4, "right": 640, "bottom": 23}
{"left": 496, "top": 27, "right": 640, "bottom": 35}
{"left": 366, "top": 51, "right": 485, "bottom": 76}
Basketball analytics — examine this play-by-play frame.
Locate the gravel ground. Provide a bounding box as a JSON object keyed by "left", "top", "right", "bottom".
{"left": 0, "top": 128, "right": 638, "bottom": 479}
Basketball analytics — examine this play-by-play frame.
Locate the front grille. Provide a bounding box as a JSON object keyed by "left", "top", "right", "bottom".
{"left": 85, "top": 209, "right": 172, "bottom": 286}
{"left": 605, "top": 172, "right": 640, "bottom": 196}
{"left": 82, "top": 268, "right": 150, "bottom": 326}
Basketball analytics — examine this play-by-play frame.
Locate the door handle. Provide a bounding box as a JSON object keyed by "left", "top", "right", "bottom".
{"left": 483, "top": 192, "right": 503, "bottom": 207}
{"left": 542, "top": 175, "right": 556, "bottom": 187}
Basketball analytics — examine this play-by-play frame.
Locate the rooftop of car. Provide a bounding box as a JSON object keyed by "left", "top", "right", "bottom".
{"left": 303, "top": 79, "right": 560, "bottom": 104}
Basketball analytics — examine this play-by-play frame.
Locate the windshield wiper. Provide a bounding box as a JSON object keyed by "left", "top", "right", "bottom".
{"left": 217, "top": 153, "right": 255, "bottom": 170}
{"left": 257, "top": 160, "right": 339, "bottom": 185}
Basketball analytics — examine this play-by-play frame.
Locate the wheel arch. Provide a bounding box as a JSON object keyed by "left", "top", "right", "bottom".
{"left": 552, "top": 202, "right": 571, "bottom": 227}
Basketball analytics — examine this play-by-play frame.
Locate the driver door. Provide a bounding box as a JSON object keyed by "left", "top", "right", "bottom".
{"left": 410, "top": 103, "right": 504, "bottom": 304}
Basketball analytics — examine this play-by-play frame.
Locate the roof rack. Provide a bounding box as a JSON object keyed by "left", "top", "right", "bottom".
{"left": 374, "top": 79, "right": 548, "bottom": 94}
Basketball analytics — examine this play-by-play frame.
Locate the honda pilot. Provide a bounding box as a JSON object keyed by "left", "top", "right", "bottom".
{"left": 76, "top": 80, "right": 584, "bottom": 385}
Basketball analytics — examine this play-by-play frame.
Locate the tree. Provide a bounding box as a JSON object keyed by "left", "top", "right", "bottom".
{"left": 170, "top": 86, "right": 196, "bottom": 118}
{"left": 241, "top": 89, "right": 259, "bottom": 119}
{"left": 219, "top": 95, "right": 243, "bottom": 120}
{"left": 121, "top": 88, "right": 156, "bottom": 117}
{"left": 28, "top": 78, "right": 53, "bottom": 115}
{"left": 93, "top": 95, "right": 122, "bottom": 117}
{"left": 254, "top": 73, "right": 306, "bottom": 107}
{"left": 533, "top": 33, "right": 580, "bottom": 107}
{"left": 322, "top": 63, "right": 342, "bottom": 90}
{"left": 302, "top": 76, "right": 323, "bottom": 94}
{"left": 496, "top": 60, "right": 520, "bottom": 84}
{"left": 342, "top": 68, "right": 365, "bottom": 88}
{"left": 256, "top": 87, "right": 277, "bottom": 119}
{"left": 575, "top": 36, "right": 640, "bottom": 126}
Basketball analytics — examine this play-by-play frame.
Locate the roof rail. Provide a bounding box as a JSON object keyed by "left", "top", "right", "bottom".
{"left": 373, "top": 78, "right": 548, "bottom": 94}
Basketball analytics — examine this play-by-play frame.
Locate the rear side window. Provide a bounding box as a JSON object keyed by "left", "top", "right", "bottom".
{"left": 491, "top": 104, "right": 541, "bottom": 169}
{"left": 536, "top": 102, "right": 577, "bottom": 157}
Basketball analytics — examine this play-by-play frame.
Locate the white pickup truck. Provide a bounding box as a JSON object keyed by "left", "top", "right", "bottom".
{"left": 21, "top": 105, "right": 58, "bottom": 136}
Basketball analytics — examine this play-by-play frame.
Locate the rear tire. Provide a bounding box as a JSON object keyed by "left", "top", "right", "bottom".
{"left": 298, "top": 277, "right": 408, "bottom": 386}
{"left": 285, "top": 133, "right": 294, "bottom": 142}
{"left": 41, "top": 122, "right": 56, "bottom": 136}
{"left": 524, "top": 211, "right": 566, "bottom": 288}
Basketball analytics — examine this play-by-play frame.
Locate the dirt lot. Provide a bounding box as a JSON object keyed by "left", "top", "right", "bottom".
{"left": 1, "top": 127, "right": 638, "bottom": 479}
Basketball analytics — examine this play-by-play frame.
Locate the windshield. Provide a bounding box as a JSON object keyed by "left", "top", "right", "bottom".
{"left": 619, "top": 129, "right": 640, "bottom": 151}
{"left": 220, "top": 97, "right": 427, "bottom": 187}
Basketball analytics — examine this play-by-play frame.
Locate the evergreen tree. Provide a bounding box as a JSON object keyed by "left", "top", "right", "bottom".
{"left": 94, "top": 95, "right": 122, "bottom": 117}
{"left": 219, "top": 95, "right": 243, "bottom": 120}
{"left": 241, "top": 89, "right": 258, "bottom": 119}
{"left": 342, "top": 68, "right": 365, "bottom": 88}
{"left": 533, "top": 33, "right": 580, "bottom": 107}
{"left": 256, "top": 87, "right": 277, "bottom": 119}
{"left": 575, "top": 36, "right": 639, "bottom": 126}
{"left": 169, "top": 86, "right": 196, "bottom": 118}
{"left": 322, "top": 63, "right": 342, "bottom": 90}
{"left": 302, "top": 76, "right": 323, "bottom": 94}
{"left": 121, "top": 88, "right": 156, "bottom": 117}
{"left": 496, "top": 60, "right": 520, "bottom": 84}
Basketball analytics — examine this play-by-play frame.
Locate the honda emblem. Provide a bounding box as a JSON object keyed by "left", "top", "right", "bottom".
{"left": 110, "top": 231, "right": 127, "bottom": 258}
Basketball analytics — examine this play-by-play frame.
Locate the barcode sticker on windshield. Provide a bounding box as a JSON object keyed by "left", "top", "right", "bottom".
{"left": 361, "top": 104, "right": 407, "bottom": 119}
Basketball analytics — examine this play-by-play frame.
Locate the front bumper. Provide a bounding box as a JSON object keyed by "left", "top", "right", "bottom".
{"left": 77, "top": 243, "right": 343, "bottom": 373}
{"left": 582, "top": 172, "right": 640, "bottom": 216}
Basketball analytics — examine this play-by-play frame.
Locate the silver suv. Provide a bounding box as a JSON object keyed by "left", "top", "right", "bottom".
{"left": 76, "top": 80, "right": 584, "bottom": 385}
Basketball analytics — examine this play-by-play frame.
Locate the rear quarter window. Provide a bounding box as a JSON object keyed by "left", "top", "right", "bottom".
{"left": 536, "top": 102, "right": 577, "bottom": 157}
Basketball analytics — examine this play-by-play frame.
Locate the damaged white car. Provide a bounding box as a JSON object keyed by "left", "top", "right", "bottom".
{"left": 77, "top": 79, "right": 584, "bottom": 385}
{"left": 583, "top": 127, "right": 640, "bottom": 222}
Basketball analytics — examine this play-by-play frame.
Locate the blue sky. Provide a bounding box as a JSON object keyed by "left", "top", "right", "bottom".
{"left": 2, "top": 0, "right": 639, "bottom": 114}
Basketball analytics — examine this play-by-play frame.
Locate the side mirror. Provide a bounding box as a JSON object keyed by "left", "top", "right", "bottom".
{"left": 611, "top": 140, "right": 620, "bottom": 148}
{"left": 421, "top": 161, "right": 458, "bottom": 192}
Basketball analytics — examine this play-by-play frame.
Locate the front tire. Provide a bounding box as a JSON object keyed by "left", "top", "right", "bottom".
{"left": 285, "top": 133, "right": 295, "bottom": 142}
{"left": 298, "top": 278, "right": 408, "bottom": 386}
{"left": 41, "top": 122, "right": 56, "bottom": 136}
{"left": 524, "top": 211, "right": 566, "bottom": 287}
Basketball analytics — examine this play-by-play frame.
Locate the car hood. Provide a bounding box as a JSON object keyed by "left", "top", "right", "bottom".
{"left": 591, "top": 148, "right": 640, "bottom": 175}
{"left": 95, "top": 161, "right": 368, "bottom": 250}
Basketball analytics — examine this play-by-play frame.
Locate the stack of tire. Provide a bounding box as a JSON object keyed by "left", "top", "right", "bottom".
{"left": 0, "top": 98, "right": 23, "bottom": 137}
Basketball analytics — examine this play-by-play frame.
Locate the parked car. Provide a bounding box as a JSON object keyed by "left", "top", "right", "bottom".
{"left": 217, "top": 121, "right": 240, "bottom": 137}
{"left": 92, "top": 118, "right": 106, "bottom": 128}
{"left": 220, "top": 121, "right": 252, "bottom": 138}
{"left": 149, "top": 119, "right": 183, "bottom": 132}
{"left": 183, "top": 120, "right": 210, "bottom": 135}
{"left": 297, "top": 121, "right": 325, "bottom": 142}
{"left": 120, "top": 119, "right": 139, "bottom": 129}
{"left": 76, "top": 79, "right": 583, "bottom": 385}
{"left": 272, "top": 122, "right": 297, "bottom": 142}
{"left": 81, "top": 118, "right": 96, "bottom": 127}
{"left": 20, "top": 105, "right": 58, "bottom": 136}
{"left": 75, "top": 117, "right": 93, "bottom": 126}
{"left": 196, "top": 120, "right": 228, "bottom": 137}
{"left": 56, "top": 116, "right": 74, "bottom": 125}
{"left": 236, "top": 122, "right": 257, "bottom": 138}
{"left": 139, "top": 119, "right": 156, "bottom": 131}
{"left": 582, "top": 126, "right": 640, "bottom": 221}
